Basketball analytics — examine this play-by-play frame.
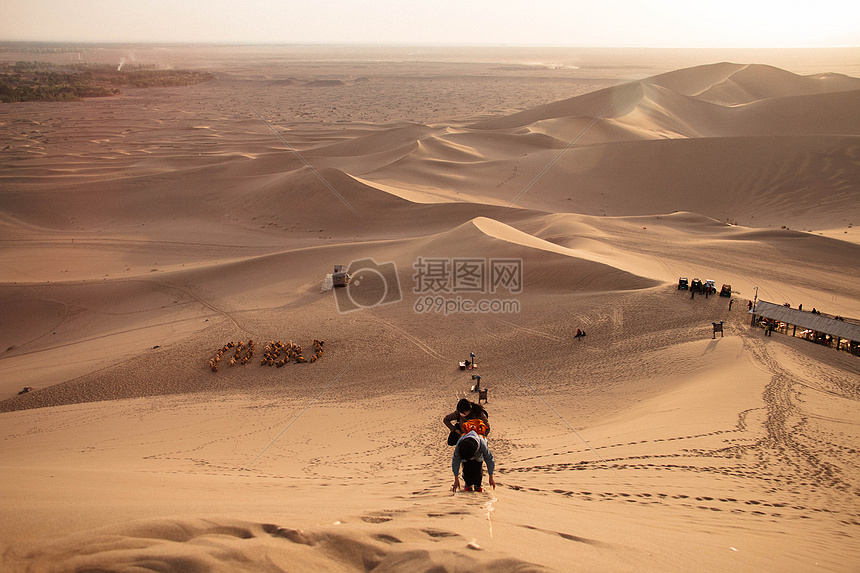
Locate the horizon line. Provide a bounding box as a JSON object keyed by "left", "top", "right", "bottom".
{"left": 1, "top": 40, "right": 859, "bottom": 50}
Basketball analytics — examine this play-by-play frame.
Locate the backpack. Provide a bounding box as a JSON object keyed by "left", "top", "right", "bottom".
{"left": 460, "top": 418, "right": 488, "bottom": 436}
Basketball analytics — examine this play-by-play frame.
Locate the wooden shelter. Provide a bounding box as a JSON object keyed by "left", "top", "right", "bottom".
{"left": 750, "top": 300, "right": 860, "bottom": 356}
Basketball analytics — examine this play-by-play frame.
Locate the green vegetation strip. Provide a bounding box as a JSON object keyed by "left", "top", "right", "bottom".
{"left": 0, "top": 61, "right": 215, "bottom": 102}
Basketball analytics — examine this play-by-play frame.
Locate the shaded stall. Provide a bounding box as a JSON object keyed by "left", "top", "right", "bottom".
{"left": 750, "top": 300, "right": 860, "bottom": 356}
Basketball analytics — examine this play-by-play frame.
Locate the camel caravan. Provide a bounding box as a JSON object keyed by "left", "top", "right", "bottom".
{"left": 209, "top": 339, "right": 324, "bottom": 372}
{"left": 209, "top": 340, "right": 255, "bottom": 372}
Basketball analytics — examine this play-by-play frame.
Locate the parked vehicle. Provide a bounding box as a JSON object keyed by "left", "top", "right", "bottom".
{"left": 705, "top": 279, "right": 716, "bottom": 295}
{"left": 332, "top": 264, "right": 350, "bottom": 287}
{"left": 690, "top": 278, "right": 703, "bottom": 293}
{"left": 720, "top": 284, "right": 732, "bottom": 297}
{"left": 678, "top": 277, "right": 688, "bottom": 290}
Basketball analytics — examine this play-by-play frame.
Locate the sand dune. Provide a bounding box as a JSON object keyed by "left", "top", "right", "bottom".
{"left": 411, "top": 216, "right": 659, "bottom": 294}
{"left": 1, "top": 46, "right": 859, "bottom": 572}
{"left": 2, "top": 517, "right": 552, "bottom": 572}
{"left": 467, "top": 62, "right": 860, "bottom": 144}
{"left": 692, "top": 63, "right": 860, "bottom": 104}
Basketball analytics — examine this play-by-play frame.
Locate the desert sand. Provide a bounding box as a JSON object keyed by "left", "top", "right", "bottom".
{"left": 1, "top": 44, "right": 859, "bottom": 572}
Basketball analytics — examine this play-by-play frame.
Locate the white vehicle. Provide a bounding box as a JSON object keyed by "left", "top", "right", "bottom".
{"left": 332, "top": 264, "right": 350, "bottom": 287}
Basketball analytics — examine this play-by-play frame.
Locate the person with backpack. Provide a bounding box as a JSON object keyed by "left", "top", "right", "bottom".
{"left": 452, "top": 429, "right": 496, "bottom": 492}
{"left": 443, "top": 398, "right": 490, "bottom": 446}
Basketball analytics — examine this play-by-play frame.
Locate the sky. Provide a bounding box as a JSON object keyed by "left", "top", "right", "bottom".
{"left": 1, "top": 0, "right": 859, "bottom": 48}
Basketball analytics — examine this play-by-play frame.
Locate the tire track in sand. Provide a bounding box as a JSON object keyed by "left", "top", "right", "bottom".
{"left": 366, "top": 315, "right": 447, "bottom": 361}
{"left": 490, "top": 317, "right": 563, "bottom": 342}
{"left": 127, "top": 278, "right": 252, "bottom": 336}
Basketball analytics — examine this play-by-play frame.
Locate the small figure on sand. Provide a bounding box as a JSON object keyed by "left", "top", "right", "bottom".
{"left": 471, "top": 374, "right": 481, "bottom": 393}
{"left": 452, "top": 429, "right": 496, "bottom": 492}
{"left": 443, "top": 398, "right": 489, "bottom": 446}
{"left": 574, "top": 328, "right": 587, "bottom": 340}
{"left": 459, "top": 352, "right": 477, "bottom": 370}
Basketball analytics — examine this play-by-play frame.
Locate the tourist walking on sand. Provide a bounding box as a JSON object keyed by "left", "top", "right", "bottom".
{"left": 729, "top": 299, "right": 733, "bottom": 311}
{"left": 766, "top": 321, "right": 775, "bottom": 336}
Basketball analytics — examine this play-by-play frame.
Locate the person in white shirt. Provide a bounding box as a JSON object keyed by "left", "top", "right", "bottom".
{"left": 451, "top": 430, "right": 496, "bottom": 492}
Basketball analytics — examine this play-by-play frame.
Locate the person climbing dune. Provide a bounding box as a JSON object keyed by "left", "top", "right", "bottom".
{"left": 451, "top": 429, "right": 496, "bottom": 492}
{"left": 443, "top": 398, "right": 489, "bottom": 445}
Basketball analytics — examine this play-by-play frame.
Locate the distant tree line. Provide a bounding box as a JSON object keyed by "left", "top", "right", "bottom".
{"left": 0, "top": 61, "right": 215, "bottom": 103}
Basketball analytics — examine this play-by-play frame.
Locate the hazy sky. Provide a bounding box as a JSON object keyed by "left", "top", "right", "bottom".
{"left": 2, "top": 0, "right": 858, "bottom": 47}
